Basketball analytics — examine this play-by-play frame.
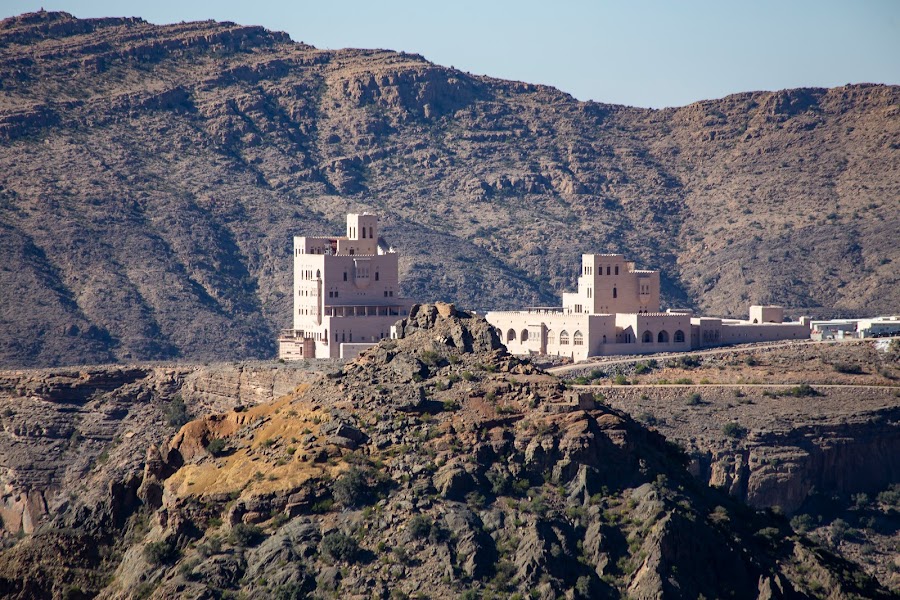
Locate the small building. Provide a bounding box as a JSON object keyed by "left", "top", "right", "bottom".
{"left": 810, "top": 319, "right": 860, "bottom": 341}
{"left": 278, "top": 213, "right": 415, "bottom": 360}
{"left": 486, "top": 253, "right": 811, "bottom": 360}
{"left": 857, "top": 316, "right": 900, "bottom": 339}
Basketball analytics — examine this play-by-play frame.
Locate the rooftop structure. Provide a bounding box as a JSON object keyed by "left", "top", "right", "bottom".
{"left": 278, "top": 214, "right": 414, "bottom": 360}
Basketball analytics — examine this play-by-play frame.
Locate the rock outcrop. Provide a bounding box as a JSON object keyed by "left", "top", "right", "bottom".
{"left": 1, "top": 307, "right": 892, "bottom": 598}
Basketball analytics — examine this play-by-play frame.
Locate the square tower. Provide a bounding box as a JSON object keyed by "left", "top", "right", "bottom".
{"left": 346, "top": 213, "right": 379, "bottom": 255}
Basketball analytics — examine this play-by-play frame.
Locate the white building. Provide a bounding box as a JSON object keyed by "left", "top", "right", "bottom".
{"left": 278, "top": 213, "right": 414, "bottom": 360}
{"left": 486, "top": 254, "right": 811, "bottom": 361}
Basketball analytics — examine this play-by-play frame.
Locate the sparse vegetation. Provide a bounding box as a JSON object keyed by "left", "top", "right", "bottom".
{"left": 332, "top": 466, "right": 375, "bottom": 508}
{"left": 163, "top": 395, "right": 190, "bottom": 427}
{"left": 722, "top": 422, "right": 748, "bottom": 438}
{"left": 408, "top": 514, "right": 432, "bottom": 539}
{"left": 144, "top": 539, "right": 180, "bottom": 565}
{"left": 320, "top": 532, "right": 359, "bottom": 563}
{"left": 832, "top": 362, "right": 864, "bottom": 375}
{"left": 787, "top": 383, "right": 820, "bottom": 397}
{"left": 230, "top": 523, "right": 264, "bottom": 547}
{"left": 206, "top": 438, "right": 226, "bottom": 456}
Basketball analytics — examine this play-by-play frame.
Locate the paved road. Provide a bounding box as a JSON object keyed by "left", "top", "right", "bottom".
{"left": 546, "top": 339, "right": 840, "bottom": 375}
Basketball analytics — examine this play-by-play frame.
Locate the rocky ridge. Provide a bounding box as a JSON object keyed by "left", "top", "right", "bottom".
{"left": 0, "top": 10, "right": 897, "bottom": 367}
{"left": 0, "top": 304, "right": 892, "bottom": 598}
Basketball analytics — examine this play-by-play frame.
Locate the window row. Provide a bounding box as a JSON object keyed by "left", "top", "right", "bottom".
{"left": 640, "top": 330, "right": 685, "bottom": 343}
{"left": 547, "top": 330, "right": 583, "bottom": 346}
{"left": 583, "top": 265, "right": 620, "bottom": 276}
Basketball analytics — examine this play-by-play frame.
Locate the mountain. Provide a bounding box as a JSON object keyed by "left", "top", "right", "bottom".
{"left": 0, "top": 305, "right": 893, "bottom": 598}
{"left": 0, "top": 11, "right": 897, "bottom": 367}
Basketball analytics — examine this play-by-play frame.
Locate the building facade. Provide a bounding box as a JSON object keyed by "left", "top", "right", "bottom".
{"left": 486, "top": 253, "right": 811, "bottom": 361}
{"left": 278, "top": 213, "right": 414, "bottom": 360}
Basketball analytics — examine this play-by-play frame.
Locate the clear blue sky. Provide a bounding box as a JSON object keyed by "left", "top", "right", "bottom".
{"left": 3, "top": 0, "right": 899, "bottom": 108}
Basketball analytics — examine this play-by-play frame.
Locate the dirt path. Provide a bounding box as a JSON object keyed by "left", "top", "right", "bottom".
{"left": 546, "top": 339, "right": 842, "bottom": 375}
{"left": 573, "top": 383, "right": 900, "bottom": 390}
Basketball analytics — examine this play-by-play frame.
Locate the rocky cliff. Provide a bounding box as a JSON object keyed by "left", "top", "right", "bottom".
{"left": 0, "top": 10, "right": 897, "bottom": 367}
{"left": 0, "top": 306, "right": 893, "bottom": 598}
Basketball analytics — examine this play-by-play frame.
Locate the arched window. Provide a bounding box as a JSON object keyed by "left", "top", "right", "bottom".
{"left": 521, "top": 329, "right": 529, "bottom": 342}
{"left": 615, "top": 266, "right": 619, "bottom": 275}
{"left": 642, "top": 330, "right": 653, "bottom": 343}
{"left": 753, "top": 319, "right": 758, "bottom": 324}
{"left": 573, "top": 331, "right": 584, "bottom": 346}
{"left": 316, "top": 269, "right": 321, "bottom": 279}
{"left": 375, "top": 271, "right": 380, "bottom": 281}
{"left": 613, "top": 287, "right": 617, "bottom": 299}
{"left": 674, "top": 330, "right": 685, "bottom": 343}
{"left": 658, "top": 330, "right": 669, "bottom": 343}
{"left": 369, "top": 227, "right": 373, "bottom": 239}
{"left": 343, "top": 272, "right": 348, "bottom": 281}
{"left": 547, "top": 330, "right": 555, "bottom": 345}
{"left": 602, "top": 334, "right": 607, "bottom": 343}
{"left": 507, "top": 329, "right": 516, "bottom": 342}
{"left": 560, "top": 330, "right": 570, "bottom": 345}
{"left": 607, "top": 266, "right": 611, "bottom": 275}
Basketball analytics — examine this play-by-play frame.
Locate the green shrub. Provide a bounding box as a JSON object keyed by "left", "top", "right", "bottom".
{"left": 876, "top": 484, "right": 900, "bottom": 507}
{"left": 722, "top": 422, "right": 748, "bottom": 438}
{"left": 636, "top": 412, "right": 658, "bottom": 426}
{"left": 206, "top": 438, "right": 226, "bottom": 456}
{"left": 686, "top": 392, "right": 703, "bottom": 406}
{"left": 461, "top": 371, "right": 476, "bottom": 381}
{"left": 465, "top": 491, "right": 486, "bottom": 508}
{"left": 311, "top": 498, "right": 334, "bottom": 513}
{"left": 676, "top": 355, "right": 701, "bottom": 369}
{"left": 634, "top": 363, "right": 650, "bottom": 375}
{"left": 144, "top": 539, "right": 180, "bottom": 565}
{"left": 420, "top": 350, "right": 441, "bottom": 366}
{"left": 674, "top": 377, "right": 694, "bottom": 385}
{"left": 320, "top": 532, "right": 359, "bottom": 563}
{"left": 164, "top": 395, "right": 190, "bottom": 427}
{"left": 790, "top": 513, "right": 813, "bottom": 533}
{"left": 787, "top": 383, "right": 820, "bottom": 397}
{"left": 613, "top": 374, "right": 628, "bottom": 385}
{"left": 230, "top": 523, "right": 263, "bottom": 547}
{"left": 408, "top": 514, "right": 433, "bottom": 539}
{"left": 833, "top": 363, "right": 863, "bottom": 375}
{"left": 332, "top": 467, "right": 373, "bottom": 508}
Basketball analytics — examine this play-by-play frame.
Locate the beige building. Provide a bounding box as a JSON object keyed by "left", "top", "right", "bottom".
{"left": 278, "top": 213, "right": 414, "bottom": 359}
{"left": 486, "top": 254, "right": 810, "bottom": 361}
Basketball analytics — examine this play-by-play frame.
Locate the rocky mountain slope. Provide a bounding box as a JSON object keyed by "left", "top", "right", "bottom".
{"left": 0, "top": 304, "right": 893, "bottom": 598}
{"left": 559, "top": 339, "right": 900, "bottom": 589}
{"left": 1, "top": 10, "right": 898, "bottom": 367}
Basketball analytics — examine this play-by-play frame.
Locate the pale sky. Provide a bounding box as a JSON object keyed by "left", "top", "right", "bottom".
{"left": 3, "top": 0, "right": 899, "bottom": 108}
